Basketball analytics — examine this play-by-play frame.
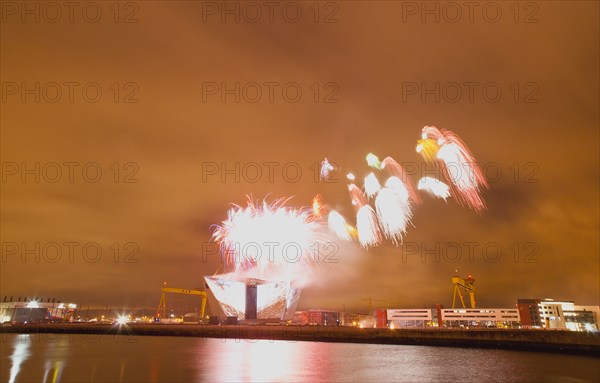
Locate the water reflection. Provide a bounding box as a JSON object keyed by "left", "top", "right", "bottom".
{"left": 203, "top": 340, "right": 300, "bottom": 382}
{"left": 1, "top": 334, "right": 598, "bottom": 382}
{"left": 40, "top": 333, "right": 70, "bottom": 383}
{"left": 8, "top": 335, "right": 31, "bottom": 383}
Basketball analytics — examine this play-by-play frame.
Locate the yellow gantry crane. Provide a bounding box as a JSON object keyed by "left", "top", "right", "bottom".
{"left": 451, "top": 274, "right": 476, "bottom": 309}
{"left": 156, "top": 283, "right": 207, "bottom": 319}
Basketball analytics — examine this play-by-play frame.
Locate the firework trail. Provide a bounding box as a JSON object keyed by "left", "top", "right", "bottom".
{"left": 328, "top": 211, "right": 352, "bottom": 241}
{"left": 417, "top": 176, "right": 451, "bottom": 201}
{"left": 421, "top": 126, "right": 445, "bottom": 142}
{"left": 381, "top": 156, "right": 421, "bottom": 204}
{"left": 211, "top": 197, "right": 323, "bottom": 275}
{"left": 419, "top": 126, "right": 488, "bottom": 212}
{"left": 385, "top": 176, "right": 410, "bottom": 202}
{"left": 366, "top": 153, "right": 381, "bottom": 169}
{"left": 416, "top": 138, "right": 440, "bottom": 162}
{"left": 209, "top": 123, "right": 489, "bottom": 278}
{"left": 375, "top": 176, "right": 413, "bottom": 244}
{"left": 364, "top": 172, "right": 382, "bottom": 198}
{"left": 312, "top": 194, "right": 325, "bottom": 217}
{"left": 320, "top": 158, "right": 335, "bottom": 181}
{"left": 356, "top": 205, "right": 381, "bottom": 248}
{"left": 348, "top": 183, "right": 381, "bottom": 248}
{"left": 348, "top": 183, "right": 368, "bottom": 207}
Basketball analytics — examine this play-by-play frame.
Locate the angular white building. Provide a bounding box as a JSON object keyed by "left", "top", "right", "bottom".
{"left": 204, "top": 275, "right": 301, "bottom": 321}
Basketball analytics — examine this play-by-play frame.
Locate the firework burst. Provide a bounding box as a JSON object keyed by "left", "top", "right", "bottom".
{"left": 416, "top": 138, "right": 439, "bottom": 162}
{"left": 328, "top": 211, "right": 352, "bottom": 241}
{"left": 312, "top": 194, "right": 325, "bottom": 217}
{"left": 419, "top": 126, "right": 488, "bottom": 212}
{"left": 381, "top": 156, "right": 420, "bottom": 204}
{"left": 366, "top": 153, "right": 381, "bottom": 169}
{"left": 320, "top": 158, "right": 335, "bottom": 181}
{"left": 356, "top": 205, "right": 381, "bottom": 248}
{"left": 347, "top": 183, "right": 381, "bottom": 248}
{"left": 417, "top": 176, "right": 451, "bottom": 201}
{"left": 211, "top": 197, "right": 324, "bottom": 275}
{"left": 348, "top": 183, "right": 368, "bottom": 207}
{"left": 374, "top": 176, "right": 413, "bottom": 244}
{"left": 364, "top": 172, "right": 382, "bottom": 198}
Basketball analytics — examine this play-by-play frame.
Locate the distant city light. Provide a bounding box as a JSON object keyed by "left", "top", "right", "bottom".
{"left": 116, "top": 315, "right": 129, "bottom": 326}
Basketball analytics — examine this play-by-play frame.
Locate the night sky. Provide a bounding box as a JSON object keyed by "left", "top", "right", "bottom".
{"left": 1, "top": 2, "right": 598, "bottom": 312}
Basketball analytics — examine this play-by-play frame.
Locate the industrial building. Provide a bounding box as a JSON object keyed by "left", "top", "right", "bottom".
{"left": 516, "top": 298, "right": 543, "bottom": 327}
{"left": 382, "top": 309, "right": 433, "bottom": 328}
{"left": 371, "top": 275, "right": 521, "bottom": 329}
{"left": 376, "top": 307, "right": 520, "bottom": 328}
{"left": 441, "top": 308, "right": 520, "bottom": 328}
{"left": 371, "top": 298, "right": 600, "bottom": 331}
{"left": 0, "top": 299, "right": 76, "bottom": 323}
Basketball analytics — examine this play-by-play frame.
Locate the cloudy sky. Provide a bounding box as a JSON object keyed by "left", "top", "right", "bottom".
{"left": 1, "top": 1, "right": 598, "bottom": 313}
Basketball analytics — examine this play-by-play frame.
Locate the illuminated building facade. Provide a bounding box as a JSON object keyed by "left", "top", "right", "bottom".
{"left": 441, "top": 308, "right": 520, "bottom": 327}
{"left": 204, "top": 275, "right": 300, "bottom": 321}
{"left": 375, "top": 307, "right": 519, "bottom": 328}
{"left": 517, "top": 298, "right": 543, "bottom": 327}
{"left": 385, "top": 309, "right": 433, "bottom": 328}
{"left": 292, "top": 310, "right": 339, "bottom": 326}
{"left": 517, "top": 298, "right": 599, "bottom": 331}
{"left": 0, "top": 299, "right": 77, "bottom": 323}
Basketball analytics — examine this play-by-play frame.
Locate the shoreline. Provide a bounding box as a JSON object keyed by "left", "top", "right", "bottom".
{"left": 2, "top": 324, "right": 599, "bottom": 356}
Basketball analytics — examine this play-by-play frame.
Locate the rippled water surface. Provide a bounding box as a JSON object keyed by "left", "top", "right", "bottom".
{"left": 1, "top": 334, "right": 598, "bottom": 382}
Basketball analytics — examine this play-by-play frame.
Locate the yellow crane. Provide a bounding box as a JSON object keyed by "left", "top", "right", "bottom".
{"left": 451, "top": 274, "right": 476, "bottom": 309}
{"left": 156, "top": 283, "right": 207, "bottom": 319}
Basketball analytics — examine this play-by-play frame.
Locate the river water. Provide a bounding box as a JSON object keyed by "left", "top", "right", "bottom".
{"left": 1, "top": 334, "right": 598, "bottom": 382}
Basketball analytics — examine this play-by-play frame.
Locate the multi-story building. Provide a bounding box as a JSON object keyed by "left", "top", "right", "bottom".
{"left": 517, "top": 298, "right": 599, "bottom": 331}
{"left": 564, "top": 308, "right": 598, "bottom": 331}
{"left": 538, "top": 300, "right": 574, "bottom": 329}
{"left": 441, "top": 308, "right": 520, "bottom": 328}
{"left": 375, "top": 307, "right": 520, "bottom": 328}
{"left": 517, "top": 298, "right": 543, "bottom": 327}
{"left": 385, "top": 309, "right": 433, "bottom": 328}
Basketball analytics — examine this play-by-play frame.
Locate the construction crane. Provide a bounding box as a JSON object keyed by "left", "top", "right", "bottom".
{"left": 362, "top": 297, "right": 386, "bottom": 315}
{"left": 451, "top": 273, "right": 476, "bottom": 309}
{"left": 156, "top": 283, "right": 207, "bottom": 319}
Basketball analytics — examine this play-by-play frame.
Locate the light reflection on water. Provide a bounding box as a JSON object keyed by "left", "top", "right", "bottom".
{"left": 7, "top": 335, "right": 30, "bottom": 383}
{"left": 1, "top": 334, "right": 598, "bottom": 382}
